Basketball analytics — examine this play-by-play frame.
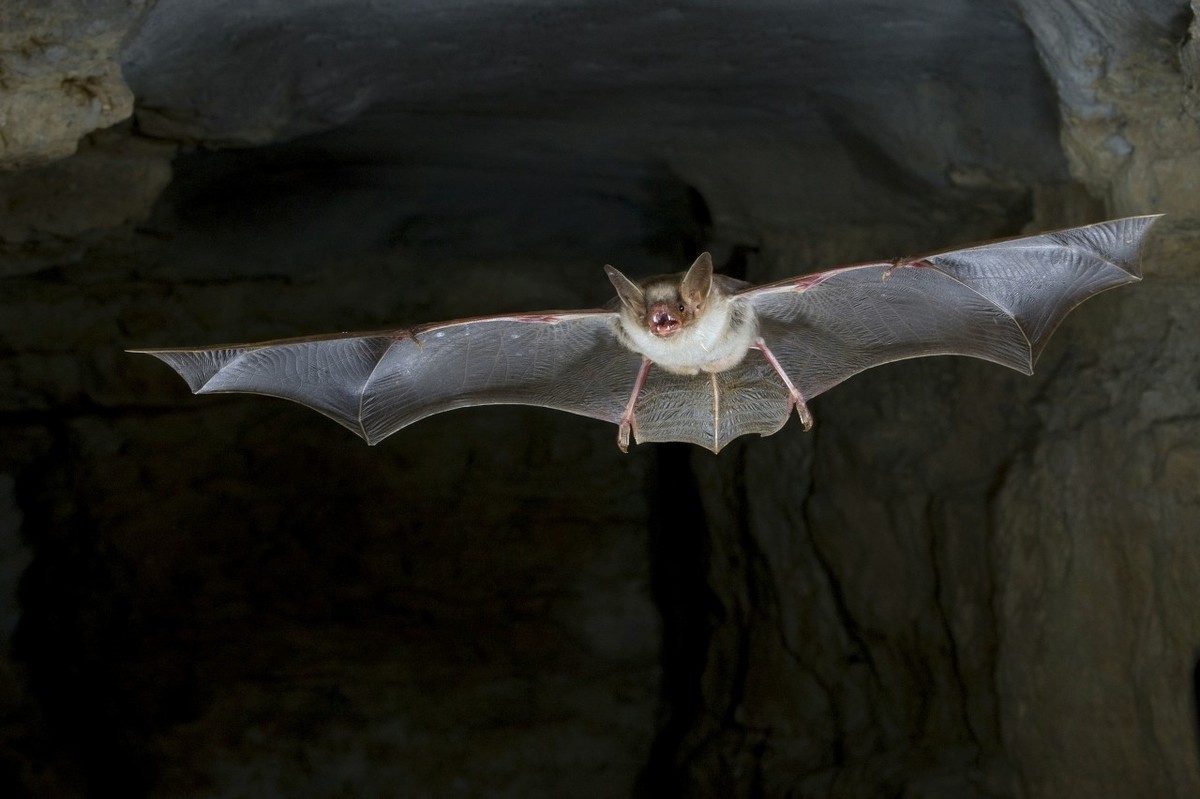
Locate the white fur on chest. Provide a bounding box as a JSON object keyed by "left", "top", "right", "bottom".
{"left": 615, "top": 295, "right": 758, "bottom": 375}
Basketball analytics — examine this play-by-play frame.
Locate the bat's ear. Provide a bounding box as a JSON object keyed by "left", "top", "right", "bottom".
{"left": 681, "top": 252, "right": 713, "bottom": 304}
{"left": 604, "top": 264, "right": 644, "bottom": 312}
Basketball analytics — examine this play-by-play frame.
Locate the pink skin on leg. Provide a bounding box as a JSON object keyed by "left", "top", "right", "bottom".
{"left": 617, "top": 357, "right": 653, "bottom": 452}
{"left": 754, "top": 337, "right": 813, "bottom": 430}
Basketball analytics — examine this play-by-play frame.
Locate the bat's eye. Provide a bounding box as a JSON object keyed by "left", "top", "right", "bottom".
{"left": 677, "top": 303, "right": 686, "bottom": 312}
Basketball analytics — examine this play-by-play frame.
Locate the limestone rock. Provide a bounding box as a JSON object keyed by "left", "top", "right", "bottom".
{"left": 0, "top": 0, "right": 150, "bottom": 170}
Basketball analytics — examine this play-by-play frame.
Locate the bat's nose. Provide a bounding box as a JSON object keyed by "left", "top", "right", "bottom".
{"left": 649, "top": 305, "right": 681, "bottom": 336}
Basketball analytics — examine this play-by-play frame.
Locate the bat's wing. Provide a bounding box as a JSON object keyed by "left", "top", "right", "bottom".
{"left": 630, "top": 216, "right": 1156, "bottom": 453}
{"left": 744, "top": 214, "right": 1157, "bottom": 412}
{"left": 133, "top": 311, "right": 645, "bottom": 445}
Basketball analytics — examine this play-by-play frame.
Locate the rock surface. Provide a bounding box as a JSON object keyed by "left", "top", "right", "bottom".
{"left": 0, "top": 1, "right": 149, "bottom": 169}
{"left": 2, "top": 1, "right": 1199, "bottom": 797}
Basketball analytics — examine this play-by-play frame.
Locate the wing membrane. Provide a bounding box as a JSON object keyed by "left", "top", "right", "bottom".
{"left": 631, "top": 359, "right": 793, "bottom": 452}
{"left": 746, "top": 215, "right": 1156, "bottom": 402}
{"left": 136, "top": 312, "right": 643, "bottom": 444}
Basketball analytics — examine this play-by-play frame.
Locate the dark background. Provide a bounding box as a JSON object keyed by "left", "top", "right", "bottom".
{"left": 2, "top": 1, "right": 1198, "bottom": 796}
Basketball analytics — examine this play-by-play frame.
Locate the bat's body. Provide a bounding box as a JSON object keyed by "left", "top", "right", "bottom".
{"left": 605, "top": 258, "right": 758, "bottom": 375}
{"left": 602, "top": 254, "right": 810, "bottom": 448}
{"left": 134, "top": 216, "right": 1158, "bottom": 453}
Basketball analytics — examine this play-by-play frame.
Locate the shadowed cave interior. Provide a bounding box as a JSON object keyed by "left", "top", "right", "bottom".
{"left": 2, "top": 1, "right": 1200, "bottom": 797}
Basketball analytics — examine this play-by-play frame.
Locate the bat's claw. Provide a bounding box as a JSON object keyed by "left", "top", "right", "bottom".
{"left": 883, "top": 256, "right": 932, "bottom": 281}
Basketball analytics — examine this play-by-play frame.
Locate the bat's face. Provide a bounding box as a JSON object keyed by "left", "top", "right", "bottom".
{"left": 605, "top": 252, "right": 715, "bottom": 339}
{"left": 641, "top": 281, "right": 697, "bottom": 337}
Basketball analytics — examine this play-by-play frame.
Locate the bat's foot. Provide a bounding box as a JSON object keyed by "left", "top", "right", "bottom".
{"left": 753, "top": 337, "right": 814, "bottom": 432}
{"left": 795, "top": 399, "right": 814, "bottom": 431}
{"left": 615, "top": 357, "right": 652, "bottom": 454}
{"left": 617, "top": 421, "right": 631, "bottom": 453}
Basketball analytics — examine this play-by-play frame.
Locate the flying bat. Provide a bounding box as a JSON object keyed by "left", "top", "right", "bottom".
{"left": 132, "top": 216, "right": 1157, "bottom": 453}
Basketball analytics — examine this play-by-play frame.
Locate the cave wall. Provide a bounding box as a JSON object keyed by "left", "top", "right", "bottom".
{"left": 2, "top": 1, "right": 1200, "bottom": 797}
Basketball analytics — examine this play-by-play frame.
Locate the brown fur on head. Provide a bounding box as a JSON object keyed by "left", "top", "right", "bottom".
{"left": 605, "top": 253, "right": 713, "bottom": 337}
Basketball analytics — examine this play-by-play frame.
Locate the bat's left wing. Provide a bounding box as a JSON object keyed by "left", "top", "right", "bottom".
{"left": 134, "top": 311, "right": 645, "bottom": 444}
{"left": 631, "top": 216, "right": 1155, "bottom": 452}
{"left": 689, "top": 215, "right": 1157, "bottom": 450}
{"left": 746, "top": 215, "right": 1155, "bottom": 397}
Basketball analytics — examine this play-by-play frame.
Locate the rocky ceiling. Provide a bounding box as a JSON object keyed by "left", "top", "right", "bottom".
{"left": 2, "top": 0, "right": 1200, "bottom": 797}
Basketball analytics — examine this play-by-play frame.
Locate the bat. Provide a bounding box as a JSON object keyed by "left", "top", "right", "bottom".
{"left": 132, "top": 216, "right": 1158, "bottom": 453}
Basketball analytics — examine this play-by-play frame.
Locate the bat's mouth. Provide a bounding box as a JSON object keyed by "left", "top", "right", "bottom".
{"left": 649, "top": 307, "right": 681, "bottom": 337}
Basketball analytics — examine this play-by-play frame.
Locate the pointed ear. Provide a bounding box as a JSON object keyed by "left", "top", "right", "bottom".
{"left": 680, "top": 252, "right": 713, "bottom": 304}
{"left": 604, "top": 265, "right": 644, "bottom": 312}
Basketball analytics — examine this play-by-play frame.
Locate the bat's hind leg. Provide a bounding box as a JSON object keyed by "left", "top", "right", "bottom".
{"left": 754, "top": 337, "right": 814, "bottom": 430}
{"left": 617, "top": 357, "right": 653, "bottom": 452}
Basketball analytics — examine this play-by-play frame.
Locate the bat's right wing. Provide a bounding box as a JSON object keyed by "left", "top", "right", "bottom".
{"left": 743, "top": 215, "right": 1158, "bottom": 404}
{"left": 134, "top": 311, "right": 645, "bottom": 445}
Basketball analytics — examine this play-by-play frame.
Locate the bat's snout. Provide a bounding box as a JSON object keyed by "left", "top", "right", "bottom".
{"left": 648, "top": 304, "right": 682, "bottom": 337}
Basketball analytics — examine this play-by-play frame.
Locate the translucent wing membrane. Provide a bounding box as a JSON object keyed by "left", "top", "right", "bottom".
{"left": 745, "top": 215, "right": 1155, "bottom": 403}
{"left": 136, "top": 216, "right": 1155, "bottom": 452}
{"left": 136, "top": 313, "right": 643, "bottom": 444}
{"left": 631, "top": 359, "right": 793, "bottom": 452}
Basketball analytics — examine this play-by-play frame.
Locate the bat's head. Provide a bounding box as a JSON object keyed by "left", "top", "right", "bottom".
{"left": 605, "top": 252, "right": 714, "bottom": 338}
